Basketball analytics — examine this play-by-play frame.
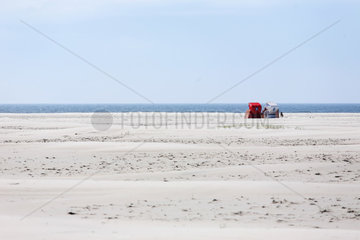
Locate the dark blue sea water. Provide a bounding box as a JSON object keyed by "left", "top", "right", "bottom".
{"left": 0, "top": 104, "right": 359, "bottom": 113}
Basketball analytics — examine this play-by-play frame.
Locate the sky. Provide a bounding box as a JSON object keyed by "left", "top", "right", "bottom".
{"left": 0, "top": 0, "right": 359, "bottom": 104}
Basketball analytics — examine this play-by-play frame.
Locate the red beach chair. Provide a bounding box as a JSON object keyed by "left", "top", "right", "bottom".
{"left": 246, "top": 102, "right": 262, "bottom": 118}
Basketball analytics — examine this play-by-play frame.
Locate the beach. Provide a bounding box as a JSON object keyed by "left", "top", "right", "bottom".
{"left": 0, "top": 112, "right": 359, "bottom": 239}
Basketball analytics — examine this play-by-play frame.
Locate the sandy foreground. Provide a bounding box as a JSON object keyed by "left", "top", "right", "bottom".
{"left": 0, "top": 112, "right": 359, "bottom": 239}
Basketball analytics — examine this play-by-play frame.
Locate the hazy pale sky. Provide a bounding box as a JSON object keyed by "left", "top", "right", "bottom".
{"left": 0, "top": 0, "right": 359, "bottom": 103}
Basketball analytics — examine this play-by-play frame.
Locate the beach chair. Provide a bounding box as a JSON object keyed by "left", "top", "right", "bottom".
{"left": 245, "top": 102, "right": 262, "bottom": 118}
{"left": 263, "top": 102, "right": 279, "bottom": 118}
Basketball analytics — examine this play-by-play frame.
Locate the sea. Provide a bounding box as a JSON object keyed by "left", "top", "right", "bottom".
{"left": 0, "top": 104, "right": 360, "bottom": 113}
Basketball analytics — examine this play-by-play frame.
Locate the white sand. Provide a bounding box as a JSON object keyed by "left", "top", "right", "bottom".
{"left": 0, "top": 113, "right": 359, "bottom": 239}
